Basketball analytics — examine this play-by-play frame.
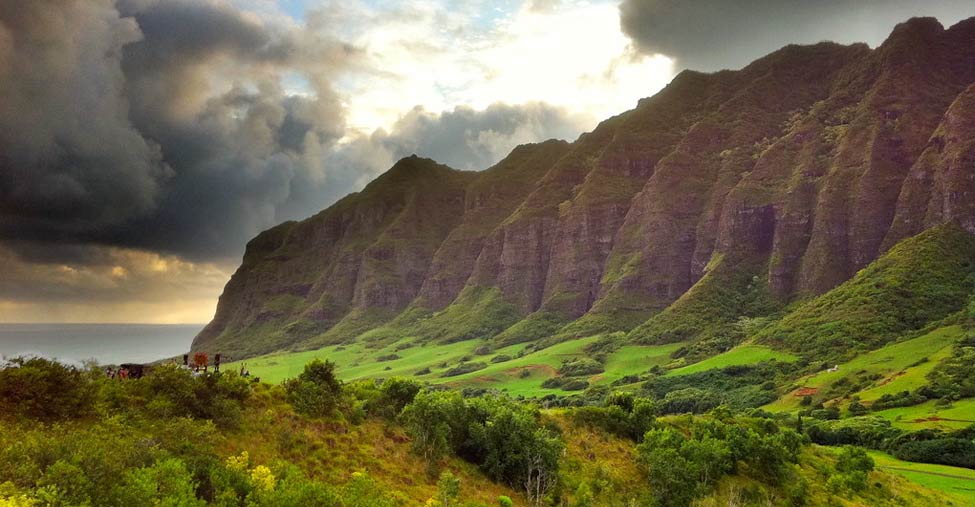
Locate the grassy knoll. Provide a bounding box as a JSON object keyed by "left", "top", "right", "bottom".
{"left": 868, "top": 451, "right": 975, "bottom": 505}
{"left": 873, "top": 398, "right": 975, "bottom": 431}
{"left": 764, "top": 326, "right": 963, "bottom": 412}
{"left": 667, "top": 344, "right": 797, "bottom": 377}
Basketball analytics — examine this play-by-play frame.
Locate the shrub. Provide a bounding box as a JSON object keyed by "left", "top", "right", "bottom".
{"left": 0, "top": 357, "right": 97, "bottom": 421}
{"left": 368, "top": 377, "right": 422, "bottom": 419}
{"left": 893, "top": 438, "right": 975, "bottom": 468}
{"left": 283, "top": 360, "right": 342, "bottom": 417}
{"left": 557, "top": 358, "right": 604, "bottom": 376}
{"left": 441, "top": 362, "right": 487, "bottom": 378}
{"left": 805, "top": 416, "right": 901, "bottom": 448}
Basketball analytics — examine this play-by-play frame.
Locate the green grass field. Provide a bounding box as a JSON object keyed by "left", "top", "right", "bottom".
{"left": 872, "top": 398, "right": 975, "bottom": 431}
{"left": 226, "top": 335, "right": 695, "bottom": 398}
{"left": 666, "top": 344, "right": 797, "bottom": 377}
{"left": 764, "top": 326, "right": 963, "bottom": 412}
{"left": 868, "top": 451, "right": 975, "bottom": 505}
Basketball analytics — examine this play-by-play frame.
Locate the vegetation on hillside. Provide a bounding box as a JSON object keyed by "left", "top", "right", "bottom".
{"left": 0, "top": 356, "right": 968, "bottom": 507}
{"left": 756, "top": 223, "right": 975, "bottom": 358}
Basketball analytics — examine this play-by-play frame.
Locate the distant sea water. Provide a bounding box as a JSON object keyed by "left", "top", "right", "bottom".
{"left": 0, "top": 323, "right": 204, "bottom": 365}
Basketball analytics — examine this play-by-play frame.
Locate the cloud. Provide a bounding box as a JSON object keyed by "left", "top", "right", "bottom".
{"left": 619, "top": 0, "right": 974, "bottom": 71}
{"left": 0, "top": 242, "right": 228, "bottom": 324}
{"left": 330, "top": 0, "right": 675, "bottom": 135}
{"left": 0, "top": 0, "right": 355, "bottom": 263}
{"left": 352, "top": 102, "right": 589, "bottom": 171}
{"left": 0, "top": 0, "right": 170, "bottom": 235}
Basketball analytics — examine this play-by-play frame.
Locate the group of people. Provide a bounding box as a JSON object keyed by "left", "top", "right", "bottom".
{"left": 104, "top": 366, "right": 130, "bottom": 380}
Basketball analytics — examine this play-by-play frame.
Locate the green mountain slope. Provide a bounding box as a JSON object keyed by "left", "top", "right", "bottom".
{"left": 756, "top": 223, "right": 975, "bottom": 358}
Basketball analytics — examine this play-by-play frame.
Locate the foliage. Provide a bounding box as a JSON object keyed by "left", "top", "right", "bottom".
{"left": 569, "top": 395, "right": 658, "bottom": 441}
{"left": 0, "top": 357, "right": 97, "bottom": 422}
{"left": 282, "top": 360, "right": 341, "bottom": 417}
{"left": 893, "top": 438, "right": 975, "bottom": 469}
{"left": 756, "top": 223, "right": 975, "bottom": 358}
{"left": 642, "top": 362, "right": 794, "bottom": 414}
{"left": 556, "top": 358, "right": 604, "bottom": 376}
{"left": 441, "top": 362, "right": 487, "bottom": 378}
{"left": 434, "top": 471, "right": 460, "bottom": 507}
{"left": 805, "top": 416, "right": 902, "bottom": 448}
{"left": 400, "top": 391, "right": 562, "bottom": 505}
{"left": 636, "top": 415, "right": 803, "bottom": 507}
{"left": 828, "top": 446, "right": 874, "bottom": 493}
{"left": 106, "top": 365, "right": 251, "bottom": 428}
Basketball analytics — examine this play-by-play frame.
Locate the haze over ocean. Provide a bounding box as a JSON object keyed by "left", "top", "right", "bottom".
{"left": 0, "top": 324, "right": 202, "bottom": 365}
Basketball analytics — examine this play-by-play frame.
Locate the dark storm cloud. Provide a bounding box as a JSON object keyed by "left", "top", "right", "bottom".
{"left": 0, "top": 0, "right": 169, "bottom": 234}
{"left": 0, "top": 0, "right": 589, "bottom": 270}
{"left": 619, "top": 0, "right": 974, "bottom": 72}
{"left": 0, "top": 0, "right": 352, "bottom": 263}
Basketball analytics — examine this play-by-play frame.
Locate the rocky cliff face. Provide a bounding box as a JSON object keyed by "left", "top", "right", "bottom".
{"left": 194, "top": 17, "right": 975, "bottom": 358}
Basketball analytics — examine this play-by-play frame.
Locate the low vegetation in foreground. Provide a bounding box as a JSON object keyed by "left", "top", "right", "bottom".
{"left": 0, "top": 356, "right": 969, "bottom": 507}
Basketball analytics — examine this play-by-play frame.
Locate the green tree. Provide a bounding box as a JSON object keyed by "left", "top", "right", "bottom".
{"left": 435, "top": 471, "right": 460, "bottom": 507}
{"left": 283, "top": 360, "right": 342, "bottom": 417}
{"left": 116, "top": 458, "right": 204, "bottom": 507}
{"left": 0, "top": 357, "right": 96, "bottom": 421}
{"left": 399, "top": 391, "right": 467, "bottom": 464}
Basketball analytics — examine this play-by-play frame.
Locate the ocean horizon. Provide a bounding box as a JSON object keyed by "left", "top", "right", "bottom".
{"left": 0, "top": 323, "right": 204, "bottom": 365}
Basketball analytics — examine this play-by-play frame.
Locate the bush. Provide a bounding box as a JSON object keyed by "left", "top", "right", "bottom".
{"left": 441, "top": 362, "right": 487, "bottom": 378}
{"left": 805, "top": 416, "right": 901, "bottom": 448}
{"left": 658, "top": 388, "right": 720, "bottom": 415}
{"left": 400, "top": 393, "right": 562, "bottom": 504}
{"left": 490, "top": 355, "right": 513, "bottom": 364}
{"left": 569, "top": 397, "right": 657, "bottom": 441}
{"left": 636, "top": 417, "right": 803, "bottom": 507}
{"left": 893, "top": 438, "right": 975, "bottom": 469}
{"left": 557, "top": 358, "right": 604, "bottom": 376}
{"left": 283, "top": 360, "right": 342, "bottom": 417}
{"left": 830, "top": 446, "right": 874, "bottom": 492}
{"left": 368, "top": 377, "right": 422, "bottom": 419}
{"left": 112, "top": 365, "right": 251, "bottom": 428}
{"left": 0, "top": 357, "right": 97, "bottom": 421}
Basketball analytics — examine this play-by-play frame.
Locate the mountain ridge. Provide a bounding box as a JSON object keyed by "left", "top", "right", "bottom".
{"left": 194, "top": 16, "right": 975, "bottom": 360}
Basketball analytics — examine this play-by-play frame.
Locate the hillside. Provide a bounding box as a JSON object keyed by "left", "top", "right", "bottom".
{"left": 0, "top": 357, "right": 966, "bottom": 507}
{"left": 194, "top": 16, "right": 975, "bottom": 361}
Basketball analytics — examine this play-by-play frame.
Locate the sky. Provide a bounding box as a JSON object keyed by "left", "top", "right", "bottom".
{"left": 0, "top": 0, "right": 972, "bottom": 324}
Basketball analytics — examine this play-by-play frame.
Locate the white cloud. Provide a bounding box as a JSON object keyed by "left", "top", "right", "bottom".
{"left": 321, "top": 0, "right": 675, "bottom": 135}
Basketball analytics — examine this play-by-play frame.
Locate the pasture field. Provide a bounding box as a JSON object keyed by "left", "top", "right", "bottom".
{"left": 764, "top": 326, "right": 962, "bottom": 412}
{"left": 873, "top": 398, "right": 975, "bottom": 431}
{"left": 868, "top": 451, "right": 975, "bottom": 505}
{"left": 667, "top": 344, "right": 797, "bottom": 377}
{"left": 226, "top": 335, "right": 698, "bottom": 397}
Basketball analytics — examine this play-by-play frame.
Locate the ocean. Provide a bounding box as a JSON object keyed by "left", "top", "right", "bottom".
{"left": 0, "top": 323, "right": 204, "bottom": 365}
